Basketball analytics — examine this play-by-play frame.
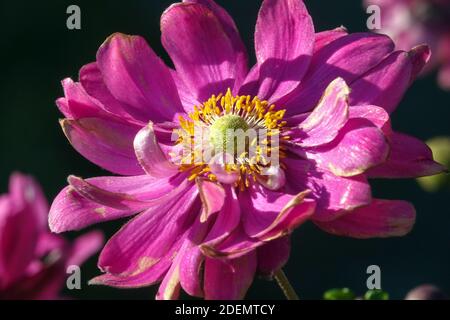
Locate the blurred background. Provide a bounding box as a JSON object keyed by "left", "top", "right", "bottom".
{"left": 0, "top": 0, "right": 449, "bottom": 299}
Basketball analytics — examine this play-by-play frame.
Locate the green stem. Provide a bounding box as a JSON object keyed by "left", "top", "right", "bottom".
{"left": 274, "top": 269, "right": 299, "bottom": 300}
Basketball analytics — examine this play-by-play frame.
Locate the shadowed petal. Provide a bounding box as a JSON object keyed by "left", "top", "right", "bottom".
{"left": 204, "top": 251, "right": 257, "bottom": 300}
{"left": 367, "top": 132, "right": 447, "bottom": 178}
{"left": 315, "top": 199, "right": 416, "bottom": 238}
{"left": 257, "top": 236, "right": 291, "bottom": 277}
{"left": 313, "top": 27, "right": 348, "bottom": 54}
{"left": 196, "top": 179, "right": 226, "bottom": 222}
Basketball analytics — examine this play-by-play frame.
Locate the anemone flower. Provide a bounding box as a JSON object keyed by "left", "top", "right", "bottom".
{"left": 365, "top": 0, "right": 450, "bottom": 89}
{"left": 0, "top": 173, "right": 102, "bottom": 299}
{"left": 49, "top": 0, "right": 445, "bottom": 300}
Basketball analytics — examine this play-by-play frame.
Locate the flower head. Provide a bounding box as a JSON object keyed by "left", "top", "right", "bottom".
{"left": 50, "top": 0, "right": 446, "bottom": 299}
{"left": 366, "top": 0, "right": 450, "bottom": 89}
{"left": 0, "top": 173, "right": 102, "bottom": 299}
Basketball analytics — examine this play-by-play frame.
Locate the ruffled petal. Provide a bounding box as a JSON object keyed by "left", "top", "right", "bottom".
{"left": 197, "top": 179, "right": 226, "bottom": 222}
{"left": 315, "top": 199, "right": 416, "bottom": 238}
{"left": 133, "top": 122, "right": 179, "bottom": 178}
{"left": 367, "top": 132, "right": 447, "bottom": 178}
{"left": 251, "top": 0, "right": 314, "bottom": 102}
{"left": 304, "top": 118, "right": 389, "bottom": 177}
{"left": 161, "top": 2, "right": 247, "bottom": 102}
{"left": 294, "top": 78, "right": 349, "bottom": 147}
{"left": 96, "top": 33, "right": 183, "bottom": 123}
{"left": 60, "top": 117, "right": 144, "bottom": 176}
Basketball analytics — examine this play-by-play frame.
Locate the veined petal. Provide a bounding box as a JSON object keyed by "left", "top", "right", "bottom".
{"left": 313, "top": 27, "right": 348, "bottom": 54}
{"left": 252, "top": 0, "right": 314, "bottom": 102}
{"left": 203, "top": 251, "right": 257, "bottom": 300}
{"left": 315, "top": 199, "right": 416, "bottom": 238}
{"left": 49, "top": 175, "right": 184, "bottom": 232}
{"left": 60, "top": 117, "right": 144, "bottom": 176}
{"left": 349, "top": 105, "right": 392, "bottom": 136}
{"left": 305, "top": 118, "right": 390, "bottom": 177}
{"left": 367, "top": 132, "right": 447, "bottom": 178}
{"left": 161, "top": 3, "right": 247, "bottom": 102}
{"left": 295, "top": 78, "right": 350, "bottom": 147}
{"left": 97, "top": 183, "right": 199, "bottom": 277}
{"left": 196, "top": 179, "right": 226, "bottom": 223}
{"left": 97, "top": 33, "right": 183, "bottom": 123}
{"left": 282, "top": 33, "right": 395, "bottom": 115}
{"left": 133, "top": 122, "right": 179, "bottom": 178}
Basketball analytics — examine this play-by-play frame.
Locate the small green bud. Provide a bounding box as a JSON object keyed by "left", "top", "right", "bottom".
{"left": 323, "top": 288, "right": 356, "bottom": 300}
{"left": 364, "top": 289, "right": 389, "bottom": 300}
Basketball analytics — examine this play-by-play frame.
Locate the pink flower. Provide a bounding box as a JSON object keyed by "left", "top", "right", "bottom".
{"left": 49, "top": 0, "right": 445, "bottom": 299}
{"left": 366, "top": 0, "right": 450, "bottom": 89}
{"left": 0, "top": 173, "right": 103, "bottom": 299}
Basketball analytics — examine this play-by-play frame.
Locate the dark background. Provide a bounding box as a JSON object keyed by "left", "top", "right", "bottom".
{"left": 1, "top": 0, "right": 449, "bottom": 299}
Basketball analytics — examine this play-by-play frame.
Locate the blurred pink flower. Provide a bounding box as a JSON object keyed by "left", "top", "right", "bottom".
{"left": 0, "top": 173, "right": 102, "bottom": 299}
{"left": 50, "top": 0, "right": 445, "bottom": 299}
{"left": 366, "top": 0, "right": 450, "bottom": 89}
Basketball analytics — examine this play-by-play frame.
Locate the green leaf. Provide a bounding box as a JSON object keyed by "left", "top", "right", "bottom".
{"left": 364, "top": 289, "right": 389, "bottom": 300}
{"left": 323, "top": 288, "right": 356, "bottom": 300}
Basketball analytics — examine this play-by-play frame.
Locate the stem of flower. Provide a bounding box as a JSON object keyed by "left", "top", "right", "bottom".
{"left": 274, "top": 269, "right": 299, "bottom": 300}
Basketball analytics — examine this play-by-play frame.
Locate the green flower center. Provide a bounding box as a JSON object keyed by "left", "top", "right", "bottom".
{"left": 209, "top": 114, "right": 249, "bottom": 152}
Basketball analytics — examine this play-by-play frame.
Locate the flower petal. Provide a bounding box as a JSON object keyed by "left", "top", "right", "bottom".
{"left": 315, "top": 199, "right": 416, "bottom": 238}
{"left": 97, "top": 183, "right": 199, "bottom": 278}
{"left": 367, "top": 132, "right": 447, "bottom": 178}
{"left": 257, "top": 236, "right": 291, "bottom": 278}
{"left": 241, "top": 185, "right": 315, "bottom": 240}
{"left": 133, "top": 122, "right": 179, "bottom": 178}
{"left": 349, "top": 105, "right": 392, "bottom": 136}
{"left": 96, "top": 33, "right": 183, "bottom": 123}
{"left": 66, "top": 230, "right": 103, "bottom": 267}
{"left": 285, "top": 158, "right": 372, "bottom": 222}
{"left": 295, "top": 78, "right": 349, "bottom": 147}
{"left": 49, "top": 175, "right": 184, "bottom": 232}
{"left": 313, "top": 27, "right": 348, "bottom": 54}
{"left": 203, "top": 251, "right": 257, "bottom": 300}
{"left": 349, "top": 50, "right": 413, "bottom": 114}
{"left": 305, "top": 118, "right": 389, "bottom": 177}
{"left": 282, "top": 33, "right": 395, "bottom": 115}
{"left": 197, "top": 179, "right": 226, "bottom": 222}
{"left": 60, "top": 117, "right": 144, "bottom": 176}
{"left": 251, "top": 0, "right": 314, "bottom": 102}
{"left": 161, "top": 2, "right": 247, "bottom": 102}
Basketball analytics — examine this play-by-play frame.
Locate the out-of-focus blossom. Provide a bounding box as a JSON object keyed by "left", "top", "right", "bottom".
{"left": 405, "top": 284, "right": 448, "bottom": 299}
{"left": 417, "top": 136, "right": 450, "bottom": 191}
{"left": 49, "top": 0, "right": 445, "bottom": 299}
{"left": 0, "top": 173, "right": 102, "bottom": 299}
{"left": 366, "top": 0, "right": 450, "bottom": 89}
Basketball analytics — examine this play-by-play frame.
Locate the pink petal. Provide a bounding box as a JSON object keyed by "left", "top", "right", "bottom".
{"left": 197, "top": 179, "right": 226, "bottom": 222}
{"left": 315, "top": 199, "right": 416, "bottom": 238}
{"left": 349, "top": 105, "right": 392, "bottom": 136}
{"left": 97, "top": 183, "right": 198, "bottom": 278}
{"left": 295, "top": 78, "right": 350, "bottom": 147}
{"left": 305, "top": 118, "right": 389, "bottom": 177}
{"left": 367, "top": 132, "right": 447, "bottom": 178}
{"left": 241, "top": 185, "right": 315, "bottom": 240}
{"left": 79, "top": 62, "right": 144, "bottom": 124}
{"left": 96, "top": 33, "right": 183, "bottom": 123}
{"left": 257, "top": 236, "right": 291, "bottom": 277}
{"left": 133, "top": 122, "right": 179, "bottom": 178}
{"left": 282, "top": 33, "right": 395, "bottom": 115}
{"left": 60, "top": 117, "right": 144, "bottom": 176}
{"left": 183, "top": 0, "right": 248, "bottom": 91}
{"left": 161, "top": 3, "right": 247, "bottom": 102}
{"left": 49, "top": 174, "right": 184, "bottom": 232}
{"left": 285, "top": 158, "right": 372, "bottom": 222}
{"left": 203, "top": 251, "right": 257, "bottom": 300}
{"left": 349, "top": 50, "right": 413, "bottom": 114}
{"left": 251, "top": 0, "right": 314, "bottom": 102}
{"left": 313, "top": 27, "right": 348, "bottom": 54}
